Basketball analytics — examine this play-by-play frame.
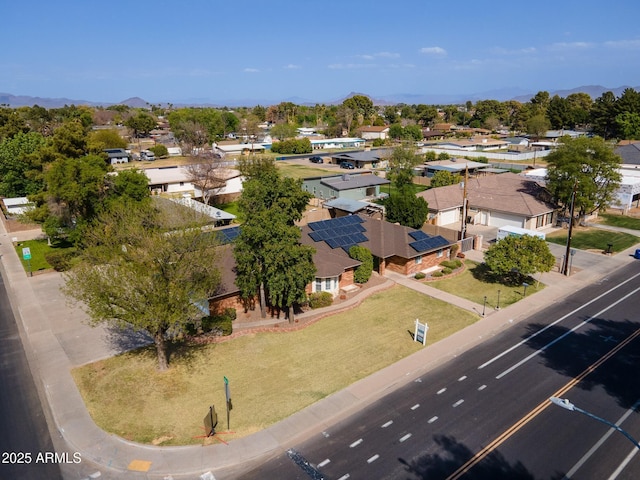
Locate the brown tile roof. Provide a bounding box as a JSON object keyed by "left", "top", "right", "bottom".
{"left": 417, "top": 172, "right": 555, "bottom": 216}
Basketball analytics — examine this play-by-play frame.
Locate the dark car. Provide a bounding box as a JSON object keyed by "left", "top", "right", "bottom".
{"left": 309, "top": 156, "right": 323, "bottom": 164}
{"left": 340, "top": 162, "right": 355, "bottom": 169}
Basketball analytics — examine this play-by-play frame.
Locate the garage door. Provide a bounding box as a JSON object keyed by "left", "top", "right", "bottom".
{"left": 439, "top": 208, "right": 459, "bottom": 226}
{"left": 489, "top": 212, "right": 523, "bottom": 228}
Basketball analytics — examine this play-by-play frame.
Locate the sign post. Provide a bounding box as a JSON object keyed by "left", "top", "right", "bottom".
{"left": 414, "top": 319, "right": 429, "bottom": 346}
{"left": 22, "top": 247, "right": 32, "bottom": 277}
{"left": 224, "top": 376, "right": 232, "bottom": 430}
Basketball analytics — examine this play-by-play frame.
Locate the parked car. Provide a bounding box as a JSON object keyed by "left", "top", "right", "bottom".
{"left": 340, "top": 162, "right": 355, "bottom": 169}
{"left": 309, "top": 156, "right": 323, "bottom": 164}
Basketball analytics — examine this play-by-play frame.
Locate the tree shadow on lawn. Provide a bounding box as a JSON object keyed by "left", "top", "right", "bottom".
{"left": 104, "top": 325, "right": 210, "bottom": 368}
{"left": 470, "top": 262, "right": 536, "bottom": 288}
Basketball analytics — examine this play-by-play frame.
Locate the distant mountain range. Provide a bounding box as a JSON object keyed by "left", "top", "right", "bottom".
{"left": 2, "top": 85, "right": 640, "bottom": 109}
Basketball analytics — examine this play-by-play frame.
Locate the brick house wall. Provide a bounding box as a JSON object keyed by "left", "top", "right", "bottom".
{"left": 386, "top": 249, "right": 449, "bottom": 276}
{"left": 339, "top": 269, "right": 355, "bottom": 288}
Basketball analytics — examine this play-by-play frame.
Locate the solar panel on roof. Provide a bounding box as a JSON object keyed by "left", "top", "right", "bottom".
{"left": 409, "top": 230, "right": 429, "bottom": 241}
{"left": 409, "top": 235, "right": 449, "bottom": 252}
{"left": 325, "top": 238, "right": 340, "bottom": 249}
{"left": 309, "top": 231, "right": 323, "bottom": 242}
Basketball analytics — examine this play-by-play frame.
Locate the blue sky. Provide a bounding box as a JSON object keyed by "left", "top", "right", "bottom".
{"left": 2, "top": 0, "right": 640, "bottom": 104}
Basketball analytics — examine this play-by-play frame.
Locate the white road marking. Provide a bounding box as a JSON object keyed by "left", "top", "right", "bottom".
{"left": 453, "top": 399, "right": 464, "bottom": 407}
{"left": 399, "top": 433, "right": 412, "bottom": 443}
{"left": 318, "top": 459, "right": 330, "bottom": 467}
{"left": 479, "top": 272, "right": 640, "bottom": 371}
{"left": 437, "top": 388, "right": 446, "bottom": 394}
{"left": 458, "top": 376, "right": 467, "bottom": 381}
{"left": 428, "top": 416, "right": 438, "bottom": 423}
{"left": 337, "top": 475, "right": 350, "bottom": 480}
{"left": 367, "top": 454, "right": 379, "bottom": 463}
{"left": 411, "top": 404, "right": 420, "bottom": 410}
{"left": 350, "top": 439, "right": 363, "bottom": 448}
{"left": 381, "top": 420, "right": 393, "bottom": 428}
{"left": 496, "top": 287, "right": 640, "bottom": 379}
{"left": 478, "top": 384, "right": 487, "bottom": 391}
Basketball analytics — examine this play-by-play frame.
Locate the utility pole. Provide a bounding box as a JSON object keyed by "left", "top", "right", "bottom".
{"left": 562, "top": 180, "right": 578, "bottom": 276}
{"left": 460, "top": 165, "right": 469, "bottom": 241}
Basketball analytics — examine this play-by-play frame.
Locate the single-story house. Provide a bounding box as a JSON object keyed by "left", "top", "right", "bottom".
{"left": 193, "top": 168, "right": 244, "bottom": 204}
{"left": 1, "top": 197, "right": 34, "bottom": 216}
{"left": 302, "top": 172, "right": 390, "bottom": 201}
{"left": 104, "top": 148, "right": 130, "bottom": 165}
{"left": 520, "top": 167, "right": 640, "bottom": 213}
{"left": 310, "top": 138, "right": 366, "bottom": 150}
{"left": 145, "top": 166, "right": 243, "bottom": 202}
{"left": 428, "top": 136, "right": 509, "bottom": 152}
{"left": 358, "top": 125, "right": 390, "bottom": 140}
{"left": 418, "top": 172, "right": 556, "bottom": 230}
{"left": 145, "top": 166, "right": 194, "bottom": 196}
{"left": 419, "top": 159, "right": 489, "bottom": 178}
{"left": 322, "top": 197, "right": 385, "bottom": 219}
{"left": 213, "top": 142, "right": 266, "bottom": 157}
{"left": 300, "top": 215, "right": 452, "bottom": 290}
{"left": 208, "top": 216, "right": 452, "bottom": 316}
{"left": 330, "top": 149, "right": 392, "bottom": 169}
{"left": 615, "top": 141, "right": 640, "bottom": 168}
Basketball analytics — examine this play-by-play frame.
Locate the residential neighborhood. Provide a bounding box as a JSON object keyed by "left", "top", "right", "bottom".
{"left": 3, "top": 87, "right": 640, "bottom": 480}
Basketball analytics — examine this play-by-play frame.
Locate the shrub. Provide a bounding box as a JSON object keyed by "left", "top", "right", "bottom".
{"left": 309, "top": 291, "right": 333, "bottom": 309}
{"left": 432, "top": 271, "right": 444, "bottom": 277}
{"left": 194, "top": 309, "right": 236, "bottom": 336}
{"left": 414, "top": 272, "right": 426, "bottom": 279}
{"left": 441, "top": 268, "right": 453, "bottom": 275}
{"left": 44, "top": 249, "right": 77, "bottom": 271}
{"left": 270, "top": 138, "right": 312, "bottom": 154}
{"left": 148, "top": 144, "right": 168, "bottom": 158}
{"left": 349, "top": 245, "right": 373, "bottom": 283}
{"left": 440, "top": 259, "right": 462, "bottom": 270}
{"left": 450, "top": 243, "right": 459, "bottom": 258}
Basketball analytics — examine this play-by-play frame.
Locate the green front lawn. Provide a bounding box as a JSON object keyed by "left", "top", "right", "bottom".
{"left": 72, "top": 285, "right": 479, "bottom": 445}
{"left": 14, "top": 238, "right": 76, "bottom": 274}
{"left": 598, "top": 212, "right": 640, "bottom": 231}
{"left": 424, "top": 261, "right": 544, "bottom": 308}
{"left": 545, "top": 228, "right": 639, "bottom": 253}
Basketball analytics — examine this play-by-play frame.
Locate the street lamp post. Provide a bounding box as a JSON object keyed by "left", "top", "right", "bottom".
{"left": 496, "top": 290, "right": 501, "bottom": 310}
{"left": 482, "top": 296, "right": 487, "bottom": 317}
{"left": 522, "top": 282, "right": 529, "bottom": 298}
{"left": 549, "top": 397, "right": 640, "bottom": 450}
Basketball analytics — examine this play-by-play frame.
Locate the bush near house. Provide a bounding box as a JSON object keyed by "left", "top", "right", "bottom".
{"left": 270, "top": 138, "right": 312, "bottom": 154}
{"left": 349, "top": 245, "right": 374, "bottom": 283}
{"left": 44, "top": 249, "right": 77, "bottom": 272}
{"left": 440, "top": 259, "right": 462, "bottom": 270}
{"left": 148, "top": 145, "right": 168, "bottom": 158}
{"left": 187, "top": 308, "right": 236, "bottom": 337}
{"left": 309, "top": 291, "right": 333, "bottom": 309}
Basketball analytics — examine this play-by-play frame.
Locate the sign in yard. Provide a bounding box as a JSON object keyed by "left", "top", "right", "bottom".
{"left": 224, "top": 376, "right": 232, "bottom": 430}
{"left": 414, "top": 319, "right": 429, "bottom": 346}
{"left": 22, "top": 247, "right": 31, "bottom": 260}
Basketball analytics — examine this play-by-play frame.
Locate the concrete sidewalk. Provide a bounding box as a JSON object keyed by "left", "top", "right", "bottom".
{"left": 1, "top": 218, "right": 639, "bottom": 480}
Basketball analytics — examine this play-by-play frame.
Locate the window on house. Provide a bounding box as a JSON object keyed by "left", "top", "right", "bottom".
{"left": 315, "top": 279, "right": 321, "bottom": 292}
{"left": 437, "top": 250, "right": 443, "bottom": 258}
{"left": 326, "top": 278, "right": 331, "bottom": 290}
{"left": 179, "top": 182, "right": 184, "bottom": 186}
{"left": 415, "top": 255, "right": 423, "bottom": 264}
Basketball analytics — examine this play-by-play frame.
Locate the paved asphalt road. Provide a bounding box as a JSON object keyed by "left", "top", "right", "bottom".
{"left": 0, "top": 275, "right": 62, "bottom": 480}
{"left": 240, "top": 262, "right": 640, "bottom": 480}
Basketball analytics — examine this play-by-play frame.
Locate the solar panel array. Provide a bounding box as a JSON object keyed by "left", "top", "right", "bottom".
{"left": 307, "top": 215, "right": 368, "bottom": 251}
{"left": 217, "top": 226, "right": 240, "bottom": 244}
{"left": 409, "top": 234, "right": 449, "bottom": 253}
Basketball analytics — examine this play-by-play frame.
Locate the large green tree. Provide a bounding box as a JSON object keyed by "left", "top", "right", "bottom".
{"left": 430, "top": 170, "right": 461, "bottom": 188}
{"left": 484, "top": 235, "right": 555, "bottom": 284}
{"left": 545, "top": 136, "right": 622, "bottom": 223}
{"left": 0, "top": 131, "right": 47, "bottom": 197}
{"left": 234, "top": 158, "right": 314, "bottom": 321}
{"left": 62, "top": 201, "right": 221, "bottom": 370}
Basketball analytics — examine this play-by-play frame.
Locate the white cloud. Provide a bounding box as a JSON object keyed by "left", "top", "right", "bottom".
{"left": 243, "top": 68, "right": 260, "bottom": 73}
{"left": 356, "top": 51, "right": 400, "bottom": 60}
{"left": 284, "top": 64, "right": 301, "bottom": 69}
{"left": 490, "top": 46, "right": 536, "bottom": 55}
{"left": 327, "top": 63, "right": 377, "bottom": 69}
{"left": 419, "top": 46, "right": 447, "bottom": 56}
{"left": 548, "top": 41, "right": 593, "bottom": 50}
{"left": 604, "top": 39, "right": 640, "bottom": 50}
